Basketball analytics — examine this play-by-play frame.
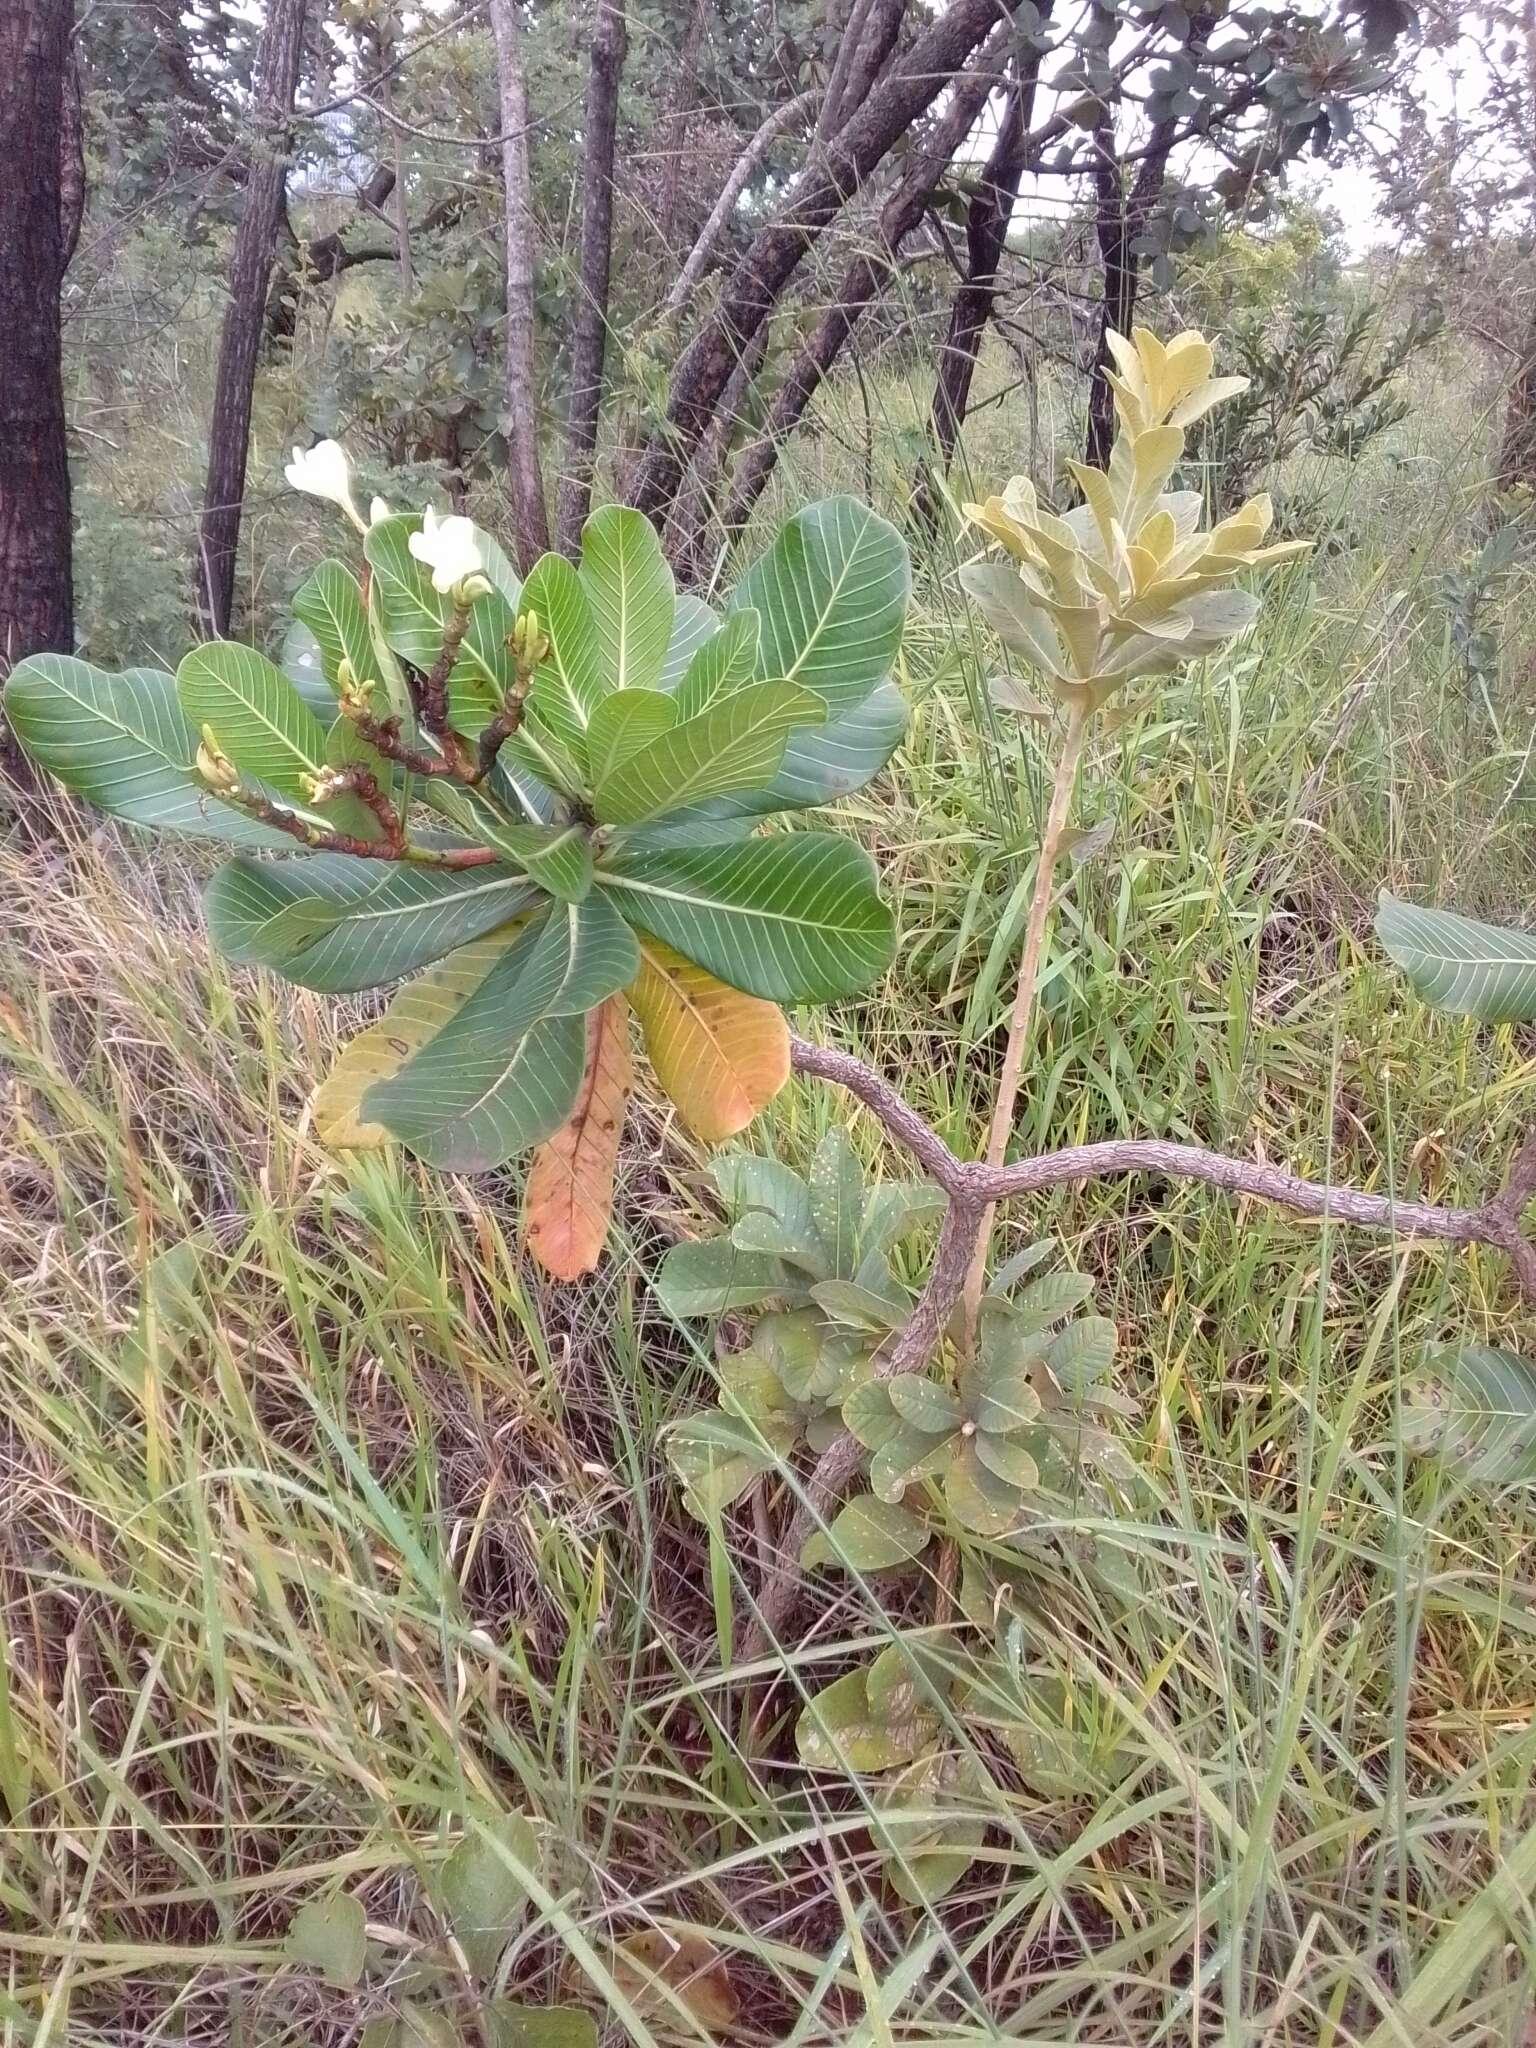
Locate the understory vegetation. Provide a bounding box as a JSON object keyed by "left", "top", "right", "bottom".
{"left": 6, "top": 303, "right": 1536, "bottom": 2043}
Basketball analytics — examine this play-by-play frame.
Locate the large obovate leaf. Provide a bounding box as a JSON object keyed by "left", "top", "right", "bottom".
{"left": 362, "top": 897, "right": 639, "bottom": 1170}
{"left": 593, "top": 680, "right": 826, "bottom": 825}
{"left": 176, "top": 642, "right": 329, "bottom": 801}
{"left": 2, "top": 655, "right": 294, "bottom": 849}
{"left": 596, "top": 834, "right": 895, "bottom": 1003}
{"left": 204, "top": 854, "right": 538, "bottom": 992}
{"left": 580, "top": 503, "right": 674, "bottom": 696}
{"left": 1407, "top": 1343, "right": 1536, "bottom": 1484}
{"left": 627, "top": 936, "right": 789, "bottom": 1141}
{"left": 1376, "top": 892, "right": 1536, "bottom": 1023}
{"left": 730, "top": 496, "right": 909, "bottom": 717}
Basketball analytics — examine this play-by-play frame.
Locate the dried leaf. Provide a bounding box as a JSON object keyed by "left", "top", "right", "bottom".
{"left": 612, "top": 1928, "right": 739, "bottom": 2034}
{"left": 523, "top": 996, "right": 633, "bottom": 1279}
{"left": 628, "top": 937, "right": 788, "bottom": 1142}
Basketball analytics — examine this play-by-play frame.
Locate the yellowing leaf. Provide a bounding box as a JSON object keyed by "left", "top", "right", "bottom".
{"left": 628, "top": 938, "right": 788, "bottom": 1143}
{"left": 309, "top": 928, "right": 524, "bottom": 1149}
{"left": 522, "top": 996, "right": 633, "bottom": 1280}
{"left": 612, "top": 1928, "right": 739, "bottom": 2035}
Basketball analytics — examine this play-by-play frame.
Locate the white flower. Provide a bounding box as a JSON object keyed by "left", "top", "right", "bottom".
{"left": 408, "top": 505, "right": 490, "bottom": 598}
{"left": 284, "top": 439, "right": 364, "bottom": 530}
{"left": 369, "top": 495, "right": 395, "bottom": 526}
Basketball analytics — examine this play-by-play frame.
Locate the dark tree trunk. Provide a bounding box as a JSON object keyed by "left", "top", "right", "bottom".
{"left": 719, "top": 36, "right": 1007, "bottom": 537}
{"left": 914, "top": 24, "right": 1050, "bottom": 525}
{"left": 1499, "top": 286, "right": 1536, "bottom": 494}
{"left": 818, "top": 0, "right": 906, "bottom": 143}
{"left": 624, "top": 0, "right": 1032, "bottom": 523}
{"left": 196, "top": 0, "right": 307, "bottom": 637}
{"left": 489, "top": 0, "right": 552, "bottom": 571}
{"left": 1082, "top": 118, "right": 1176, "bottom": 466}
{"left": 556, "top": 0, "right": 629, "bottom": 555}
{"left": 0, "top": 0, "right": 76, "bottom": 797}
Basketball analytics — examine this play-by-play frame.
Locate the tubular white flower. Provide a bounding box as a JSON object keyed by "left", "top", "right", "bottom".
{"left": 408, "top": 506, "right": 490, "bottom": 598}
{"left": 369, "top": 495, "right": 395, "bottom": 526}
{"left": 284, "top": 440, "right": 365, "bottom": 531}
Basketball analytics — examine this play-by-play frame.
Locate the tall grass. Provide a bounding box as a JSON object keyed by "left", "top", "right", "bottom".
{"left": 4, "top": 335, "right": 1536, "bottom": 2043}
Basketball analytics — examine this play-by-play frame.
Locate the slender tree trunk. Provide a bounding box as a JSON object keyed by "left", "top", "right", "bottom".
{"left": 489, "top": 0, "right": 552, "bottom": 571}
{"left": 1083, "top": 111, "right": 1177, "bottom": 467}
{"left": 196, "top": 0, "right": 307, "bottom": 638}
{"left": 654, "top": 0, "right": 705, "bottom": 259}
{"left": 0, "top": 0, "right": 76, "bottom": 798}
{"left": 719, "top": 36, "right": 1007, "bottom": 537}
{"left": 556, "top": 0, "right": 629, "bottom": 555}
{"left": 624, "top": 0, "right": 1032, "bottom": 522}
{"left": 914, "top": 24, "right": 1050, "bottom": 522}
{"left": 661, "top": 89, "right": 819, "bottom": 320}
{"left": 1499, "top": 283, "right": 1536, "bottom": 493}
{"left": 817, "top": 0, "right": 905, "bottom": 144}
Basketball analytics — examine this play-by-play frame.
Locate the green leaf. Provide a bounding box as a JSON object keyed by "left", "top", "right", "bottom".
{"left": 593, "top": 680, "right": 825, "bottom": 826}
{"left": 943, "top": 1445, "right": 1025, "bottom": 1534}
{"left": 653, "top": 1238, "right": 796, "bottom": 1318}
{"left": 732, "top": 1212, "right": 830, "bottom": 1274}
{"left": 974, "top": 1432, "right": 1040, "bottom": 1489}
{"left": 494, "top": 822, "right": 594, "bottom": 904}
{"left": 293, "top": 559, "right": 375, "bottom": 691}
{"left": 1376, "top": 891, "right": 1536, "bottom": 1022}
{"left": 1044, "top": 1316, "right": 1118, "bottom": 1390}
{"left": 2, "top": 655, "right": 292, "bottom": 848}
{"left": 434, "top": 1814, "right": 537, "bottom": 1982}
{"left": 1012, "top": 1271, "right": 1096, "bottom": 1332}
{"left": 717, "top": 679, "right": 909, "bottom": 817}
{"left": 597, "top": 834, "right": 895, "bottom": 1003}
{"left": 809, "top": 1127, "right": 864, "bottom": 1276}
{"left": 657, "top": 592, "right": 720, "bottom": 689}
{"left": 960, "top": 560, "right": 1066, "bottom": 681}
{"left": 870, "top": 1424, "right": 956, "bottom": 1502}
{"left": 888, "top": 1375, "right": 964, "bottom": 1433}
{"left": 802, "top": 1495, "right": 931, "bottom": 1571}
{"left": 488, "top": 2006, "right": 598, "bottom": 2048}
{"left": 873, "top": 1751, "right": 990, "bottom": 1906}
{"left": 204, "top": 856, "right": 537, "bottom": 994}
{"left": 585, "top": 689, "right": 677, "bottom": 791}
{"left": 580, "top": 504, "right": 674, "bottom": 696}
{"left": 176, "top": 641, "right": 327, "bottom": 799}
{"left": 666, "top": 1410, "right": 793, "bottom": 1519}
{"left": 713, "top": 1154, "right": 815, "bottom": 1242}
{"left": 519, "top": 552, "right": 605, "bottom": 769}
{"left": 860, "top": 1181, "right": 946, "bottom": 1257}
{"left": 809, "top": 1279, "right": 908, "bottom": 1331}
{"left": 281, "top": 617, "right": 339, "bottom": 721}
{"left": 731, "top": 497, "right": 909, "bottom": 717}
{"left": 672, "top": 609, "right": 761, "bottom": 720}
{"left": 362, "top": 901, "right": 636, "bottom": 1170}
{"left": 1406, "top": 1343, "right": 1536, "bottom": 1483}
{"left": 796, "top": 1667, "right": 938, "bottom": 1772}
{"left": 285, "top": 1894, "right": 366, "bottom": 1987}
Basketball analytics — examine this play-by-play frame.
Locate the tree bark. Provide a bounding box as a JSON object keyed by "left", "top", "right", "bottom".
{"left": 624, "top": 0, "right": 1032, "bottom": 523}
{"left": 489, "top": 0, "right": 552, "bottom": 572}
{"left": 1498, "top": 283, "right": 1536, "bottom": 493}
{"left": 661, "top": 89, "right": 819, "bottom": 319}
{"left": 1083, "top": 109, "right": 1177, "bottom": 467}
{"left": 718, "top": 36, "right": 1008, "bottom": 538}
{"left": 654, "top": 0, "right": 705, "bottom": 259}
{"left": 556, "top": 0, "right": 629, "bottom": 555}
{"left": 817, "top": 0, "right": 906, "bottom": 144}
{"left": 0, "top": 0, "right": 76, "bottom": 797}
{"left": 914, "top": 24, "right": 1050, "bottom": 523}
{"left": 195, "top": 0, "right": 307, "bottom": 638}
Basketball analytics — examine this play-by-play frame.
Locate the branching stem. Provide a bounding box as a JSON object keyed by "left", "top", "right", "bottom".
{"left": 737, "top": 1034, "right": 1536, "bottom": 1662}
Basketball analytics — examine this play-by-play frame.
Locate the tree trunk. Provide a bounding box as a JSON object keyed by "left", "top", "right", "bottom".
{"left": 624, "top": 0, "right": 1031, "bottom": 523}
{"left": 1499, "top": 285, "right": 1536, "bottom": 493}
{"left": 1083, "top": 110, "right": 1177, "bottom": 467}
{"left": 556, "top": 0, "right": 629, "bottom": 555}
{"left": 913, "top": 27, "right": 1049, "bottom": 524}
{"left": 489, "top": 0, "right": 552, "bottom": 572}
{"left": 654, "top": 0, "right": 705, "bottom": 259}
{"left": 0, "top": 0, "right": 76, "bottom": 798}
{"left": 196, "top": 0, "right": 307, "bottom": 638}
{"left": 719, "top": 36, "right": 1007, "bottom": 538}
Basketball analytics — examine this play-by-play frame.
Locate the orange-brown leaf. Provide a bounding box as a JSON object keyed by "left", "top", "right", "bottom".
{"left": 523, "top": 996, "right": 633, "bottom": 1280}
{"left": 627, "top": 937, "right": 789, "bottom": 1143}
